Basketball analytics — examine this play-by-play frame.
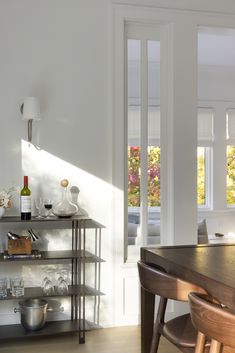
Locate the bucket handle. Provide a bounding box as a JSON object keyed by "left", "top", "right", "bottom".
{"left": 14, "top": 306, "right": 64, "bottom": 313}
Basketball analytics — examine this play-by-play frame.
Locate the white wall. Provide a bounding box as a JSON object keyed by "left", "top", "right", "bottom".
{"left": 0, "top": 0, "right": 114, "bottom": 327}
{"left": 0, "top": 0, "right": 112, "bottom": 187}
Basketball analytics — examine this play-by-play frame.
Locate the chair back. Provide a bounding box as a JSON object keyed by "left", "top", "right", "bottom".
{"left": 189, "top": 292, "right": 235, "bottom": 348}
{"left": 138, "top": 261, "right": 207, "bottom": 301}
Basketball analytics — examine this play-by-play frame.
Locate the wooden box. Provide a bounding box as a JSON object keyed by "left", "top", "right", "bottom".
{"left": 8, "top": 238, "right": 32, "bottom": 255}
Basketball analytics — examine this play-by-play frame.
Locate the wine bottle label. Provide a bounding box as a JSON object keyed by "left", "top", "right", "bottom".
{"left": 21, "top": 196, "right": 31, "bottom": 213}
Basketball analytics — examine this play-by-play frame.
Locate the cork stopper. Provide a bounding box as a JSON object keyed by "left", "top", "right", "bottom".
{"left": 60, "top": 179, "right": 69, "bottom": 188}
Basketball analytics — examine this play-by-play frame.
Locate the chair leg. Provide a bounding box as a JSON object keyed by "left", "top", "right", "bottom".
{"left": 150, "top": 297, "right": 167, "bottom": 353}
{"left": 209, "top": 340, "right": 222, "bottom": 353}
{"left": 150, "top": 321, "right": 161, "bottom": 353}
{"left": 195, "top": 332, "right": 206, "bottom": 353}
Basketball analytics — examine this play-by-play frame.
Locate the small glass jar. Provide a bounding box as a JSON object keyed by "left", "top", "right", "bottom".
{"left": 53, "top": 179, "right": 78, "bottom": 218}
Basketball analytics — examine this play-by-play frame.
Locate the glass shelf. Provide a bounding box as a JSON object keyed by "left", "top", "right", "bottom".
{"left": 0, "top": 216, "right": 104, "bottom": 229}
{"left": 0, "top": 285, "right": 104, "bottom": 301}
{"left": 0, "top": 320, "right": 101, "bottom": 340}
{"left": 0, "top": 250, "right": 105, "bottom": 263}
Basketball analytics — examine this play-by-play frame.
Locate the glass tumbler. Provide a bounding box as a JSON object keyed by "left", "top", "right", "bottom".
{"left": 0, "top": 277, "right": 8, "bottom": 298}
{"left": 11, "top": 277, "right": 24, "bottom": 297}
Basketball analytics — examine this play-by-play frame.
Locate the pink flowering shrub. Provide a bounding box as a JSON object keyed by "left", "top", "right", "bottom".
{"left": 128, "top": 146, "right": 160, "bottom": 207}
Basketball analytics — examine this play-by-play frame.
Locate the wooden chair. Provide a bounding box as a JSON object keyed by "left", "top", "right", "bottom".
{"left": 189, "top": 292, "right": 235, "bottom": 353}
{"left": 138, "top": 261, "right": 210, "bottom": 353}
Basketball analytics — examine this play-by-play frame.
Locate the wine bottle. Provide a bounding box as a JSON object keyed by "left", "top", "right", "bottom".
{"left": 20, "top": 176, "right": 31, "bottom": 220}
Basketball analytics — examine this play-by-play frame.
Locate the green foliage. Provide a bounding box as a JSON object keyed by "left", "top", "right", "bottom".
{"left": 128, "top": 146, "right": 160, "bottom": 207}
{"left": 147, "top": 147, "right": 161, "bottom": 206}
{"left": 197, "top": 147, "right": 205, "bottom": 206}
{"left": 227, "top": 146, "right": 235, "bottom": 204}
{"left": 127, "top": 145, "right": 235, "bottom": 207}
{"left": 128, "top": 146, "right": 141, "bottom": 207}
{"left": 128, "top": 146, "right": 206, "bottom": 207}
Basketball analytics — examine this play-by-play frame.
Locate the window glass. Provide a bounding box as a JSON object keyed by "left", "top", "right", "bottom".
{"left": 197, "top": 147, "right": 206, "bottom": 206}
{"left": 128, "top": 146, "right": 140, "bottom": 207}
{"left": 128, "top": 146, "right": 207, "bottom": 207}
{"left": 227, "top": 145, "right": 235, "bottom": 205}
{"left": 197, "top": 107, "right": 213, "bottom": 208}
{"left": 128, "top": 146, "right": 160, "bottom": 207}
{"left": 226, "top": 109, "right": 235, "bottom": 140}
{"left": 127, "top": 37, "right": 160, "bottom": 250}
{"left": 127, "top": 39, "right": 141, "bottom": 248}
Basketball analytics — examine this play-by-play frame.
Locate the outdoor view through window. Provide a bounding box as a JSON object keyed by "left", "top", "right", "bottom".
{"left": 128, "top": 146, "right": 206, "bottom": 207}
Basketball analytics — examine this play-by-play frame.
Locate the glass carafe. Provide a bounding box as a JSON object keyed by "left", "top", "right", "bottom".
{"left": 53, "top": 179, "right": 78, "bottom": 218}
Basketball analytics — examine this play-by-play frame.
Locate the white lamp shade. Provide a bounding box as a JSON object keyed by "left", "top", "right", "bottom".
{"left": 22, "top": 97, "right": 40, "bottom": 121}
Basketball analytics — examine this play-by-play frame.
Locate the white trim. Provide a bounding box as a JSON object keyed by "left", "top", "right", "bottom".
{"left": 113, "top": 3, "right": 126, "bottom": 263}
{"left": 198, "top": 208, "right": 235, "bottom": 217}
{"left": 198, "top": 64, "right": 235, "bottom": 73}
{"left": 113, "top": 3, "right": 235, "bottom": 19}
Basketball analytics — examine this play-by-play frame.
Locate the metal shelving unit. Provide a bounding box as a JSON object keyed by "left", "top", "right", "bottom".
{"left": 0, "top": 216, "right": 104, "bottom": 343}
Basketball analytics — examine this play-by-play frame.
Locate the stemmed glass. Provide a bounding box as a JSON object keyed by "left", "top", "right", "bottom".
{"left": 44, "top": 199, "right": 53, "bottom": 218}
{"left": 43, "top": 278, "right": 54, "bottom": 295}
{"left": 41, "top": 268, "right": 54, "bottom": 295}
{"left": 57, "top": 278, "right": 68, "bottom": 294}
{"left": 56, "top": 269, "right": 69, "bottom": 294}
{"left": 35, "top": 198, "right": 44, "bottom": 218}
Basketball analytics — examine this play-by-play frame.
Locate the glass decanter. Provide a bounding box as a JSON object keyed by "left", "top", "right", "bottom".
{"left": 53, "top": 179, "right": 78, "bottom": 218}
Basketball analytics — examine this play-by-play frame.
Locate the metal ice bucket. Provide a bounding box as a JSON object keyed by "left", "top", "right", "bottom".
{"left": 15, "top": 298, "right": 48, "bottom": 331}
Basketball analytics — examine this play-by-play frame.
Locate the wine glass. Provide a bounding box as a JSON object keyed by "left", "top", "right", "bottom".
{"left": 44, "top": 199, "right": 53, "bottom": 218}
{"left": 35, "top": 198, "right": 44, "bottom": 218}
{"left": 42, "top": 278, "right": 54, "bottom": 295}
{"left": 56, "top": 269, "right": 69, "bottom": 294}
{"left": 57, "top": 278, "right": 68, "bottom": 294}
{"left": 41, "top": 268, "right": 54, "bottom": 295}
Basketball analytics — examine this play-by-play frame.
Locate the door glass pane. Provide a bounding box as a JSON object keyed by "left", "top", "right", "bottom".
{"left": 127, "top": 36, "right": 161, "bottom": 253}
{"left": 147, "top": 40, "right": 160, "bottom": 245}
{"left": 227, "top": 145, "right": 235, "bottom": 205}
{"left": 197, "top": 147, "right": 206, "bottom": 205}
{"left": 128, "top": 145, "right": 140, "bottom": 207}
{"left": 227, "top": 109, "right": 235, "bottom": 205}
{"left": 127, "top": 39, "right": 141, "bottom": 246}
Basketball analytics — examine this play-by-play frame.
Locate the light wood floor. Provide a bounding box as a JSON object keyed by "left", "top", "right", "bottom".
{"left": 0, "top": 326, "right": 180, "bottom": 353}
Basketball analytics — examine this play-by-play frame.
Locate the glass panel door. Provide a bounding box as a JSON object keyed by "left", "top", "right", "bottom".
{"left": 126, "top": 27, "right": 161, "bottom": 258}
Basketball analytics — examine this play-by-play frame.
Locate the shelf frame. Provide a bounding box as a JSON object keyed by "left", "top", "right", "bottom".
{"left": 0, "top": 216, "right": 104, "bottom": 344}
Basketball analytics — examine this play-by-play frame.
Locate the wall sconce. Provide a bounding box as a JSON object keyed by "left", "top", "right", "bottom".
{"left": 21, "top": 97, "right": 41, "bottom": 149}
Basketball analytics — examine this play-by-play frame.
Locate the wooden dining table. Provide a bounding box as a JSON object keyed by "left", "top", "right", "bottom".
{"left": 140, "top": 243, "right": 235, "bottom": 353}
